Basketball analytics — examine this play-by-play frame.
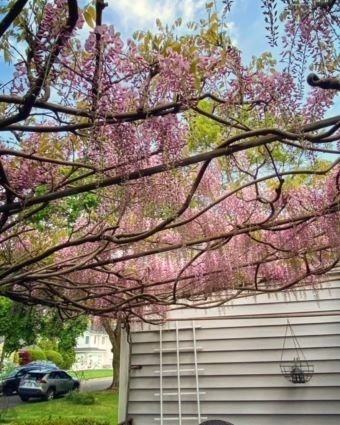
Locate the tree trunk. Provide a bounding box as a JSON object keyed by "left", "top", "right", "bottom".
{"left": 101, "top": 318, "right": 121, "bottom": 390}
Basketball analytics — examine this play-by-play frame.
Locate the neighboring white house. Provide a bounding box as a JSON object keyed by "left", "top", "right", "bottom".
{"left": 74, "top": 327, "right": 112, "bottom": 370}
{"left": 0, "top": 325, "right": 112, "bottom": 371}
{"left": 119, "top": 268, "right": 340, "bottom": 425}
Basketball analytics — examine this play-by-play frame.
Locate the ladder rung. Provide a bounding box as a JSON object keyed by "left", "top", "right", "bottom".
{"left": 154, "top": 391, "right": 206, "bottom": 396}
{"left": 154, "top": 368, "right": 204, "bottom": 374}
{"left": 154, "top": 347, "right": 203, "bottom": 352}
{"left": 155, "top": 326, "right": 202, "bottom": 332}
{"left": 154, "top": 417, "right": 208, "bottom": 421}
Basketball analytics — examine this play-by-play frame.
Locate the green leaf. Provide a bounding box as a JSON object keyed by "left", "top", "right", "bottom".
{"left": 156, "top": 18, "right": 163, "bottom": 30}
{"left": 84, "top": 5, "right": 96, "bottom": 29}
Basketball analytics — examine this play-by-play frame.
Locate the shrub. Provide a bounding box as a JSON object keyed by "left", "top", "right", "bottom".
{"left": 65, "top": 391, "right": 97, "bottom": 405}
{"left": 18, "top": 350, "right": 32, "bottom": 365}
{"left": 44, "top": 350, "right": 64, "bottom": 368}
{"left": 28, "top": 349, "right": 46, "bottom": 361}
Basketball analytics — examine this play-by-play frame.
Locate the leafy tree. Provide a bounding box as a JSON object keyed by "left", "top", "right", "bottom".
{"left": 0, "top": 298, "right": 87, "bottom": 368}
{"left": 0, "top": 0, "right": 338, "bottom": 323}
{"left": 0, "top": 298, "right": 42, "bottom": 367}
{"left": 39, "top": 311, "right": 88, "bottom": 368}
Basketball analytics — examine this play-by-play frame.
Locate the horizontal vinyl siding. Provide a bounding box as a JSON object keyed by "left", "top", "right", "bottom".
{"left": 124, "top": 278, "right": 340, "bottom": 425}
{"left": 131, "top": 321, "right": 340, "bottom": 342}
{"left": 131, "top": 416, "right": 340, "bottom": 425}
{"left": 129, "top": 386, "right": 340, "bottom": 402}
{"left": 131, "top": 346, "right": 340, "bottom": 364}
{"left": 134, "top": 360, "right": 340, "bottom": 376}
{"left": 128, "top": 400, "right": 340, "bottom": 415}
{"left": 130, "top": 334, "right": 340, "bottom": 354}
{"left": 129, "top": 373, "right": 340, "bottom": 390}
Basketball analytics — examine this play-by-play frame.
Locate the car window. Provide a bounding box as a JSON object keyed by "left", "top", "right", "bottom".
{"left": 48, "top": 372, "right": 60, "bottom": 379}
{"left": 58, "top": 371, "right": 71, "bottom": 379}
{"left": 25, "top": 372, "right": 46, "bottom": 380}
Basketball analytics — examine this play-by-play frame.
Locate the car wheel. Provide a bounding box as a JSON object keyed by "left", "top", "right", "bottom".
{"left": 3, "top": 389, "right": 13, "bottom": 396}
{"left": 44, "top": 388, "right": 55, "bottom": 401}
{"left": 19, "top": 395, "right": 29, "bottom": 402}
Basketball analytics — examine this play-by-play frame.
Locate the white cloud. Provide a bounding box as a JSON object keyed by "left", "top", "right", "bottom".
{"left": 179, "top": 0, "right": 206, "bottom": 22}
{"left": 225, "top": 21, "right": 239, "bottom": 46}
{"left": 107, "top": 0, "right": 206, "bottom": 33}
{"left": 104, "top": 0, "right": 239, "bottom": 47}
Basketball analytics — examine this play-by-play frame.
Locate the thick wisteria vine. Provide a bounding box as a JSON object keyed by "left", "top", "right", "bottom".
{"left": 0, "top": 0, "right": 339, "bottom": 320}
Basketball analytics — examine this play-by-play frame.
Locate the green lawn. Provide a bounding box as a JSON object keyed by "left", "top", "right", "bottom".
{"left": 68, "top": 369, "right": 113, "bottom": 380}
{"left": 2, "top": 391, "right": 118, "bottom": 424}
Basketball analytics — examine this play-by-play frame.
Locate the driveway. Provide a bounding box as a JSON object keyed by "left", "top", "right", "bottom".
{"left": 0, "top": 377, "right": 112, "bottom": 409}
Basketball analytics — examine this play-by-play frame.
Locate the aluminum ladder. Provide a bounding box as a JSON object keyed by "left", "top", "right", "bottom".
{"left": 154, "top": 320, "right": 207, "bottom": 424}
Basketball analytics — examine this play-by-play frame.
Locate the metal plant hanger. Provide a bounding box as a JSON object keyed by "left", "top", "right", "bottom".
{"left": 280, "top": 319, "right": 314, "bottom": 384}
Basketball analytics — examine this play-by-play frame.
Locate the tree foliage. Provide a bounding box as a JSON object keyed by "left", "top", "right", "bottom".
{"left": 0, "top": 0, "right": 339, "bottom": 321}
{"left": 0, "top": 298, "right": 39, "bottom": 363}
{"left": 0, "top": 298, "right": 87, "bottom": 367}
{"left": 38, "top": 310, "right": 88, "bottom": 368}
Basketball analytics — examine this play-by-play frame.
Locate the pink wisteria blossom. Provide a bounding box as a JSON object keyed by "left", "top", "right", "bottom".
{"left": 0, "top": 0, "right": 338, "bottom": 319}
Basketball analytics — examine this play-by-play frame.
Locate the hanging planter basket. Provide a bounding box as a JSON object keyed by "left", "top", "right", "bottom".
{"left": 280, "top": 320, "right": 314, "bottom": 384}
{"left": 280, "top": 357, "right": 314, "bottom": 383}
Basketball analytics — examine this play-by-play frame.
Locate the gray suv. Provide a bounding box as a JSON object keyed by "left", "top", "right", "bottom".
{"left": 18, "top": 369, "right": 80, "bottom": 401}
{"left": 0, "top": 362, "right": 58, "bottom": 396}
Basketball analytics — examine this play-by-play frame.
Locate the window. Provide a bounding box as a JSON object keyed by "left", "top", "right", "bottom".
{"left": 102, "top": 336, "right": 105, "bottom": 345}
{"left": 85, "top": 335, "right": 90, "bottom": 344}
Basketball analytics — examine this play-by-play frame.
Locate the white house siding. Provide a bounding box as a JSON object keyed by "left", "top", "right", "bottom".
{"left": 119, "top": 270, "right": 340, "bottom": 425}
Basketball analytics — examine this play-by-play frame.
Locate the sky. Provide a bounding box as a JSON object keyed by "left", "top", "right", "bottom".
{"left": 97, "top": 0, "right": 339, "bottom": 119}
{"left": 0, "top": 1, "right": 276, "bottom": 86}
{"left": 76, "top": 0, "right": 339, "bottom": 116}
{"left": 71, "top": 0, "right": 268, "bottom": 66}
{"left": 0, "top": 1, "right": 263, "bottom": 83}
{"left": 0, "top": 0, "right": 339, "bottom": 115}
{"left": 102, "top": 0, "right": 268, "bottom": 63}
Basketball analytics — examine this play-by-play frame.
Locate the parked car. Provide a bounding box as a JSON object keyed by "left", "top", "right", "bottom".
{"left": 0, "top": 362, "right": 58, "bottom": 396}
{"left": 18, "top": 369, "right": 80, "bottom": 401}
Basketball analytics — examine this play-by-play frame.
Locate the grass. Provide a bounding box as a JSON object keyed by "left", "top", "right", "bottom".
{"left": 3, "top": 391, "right": 118, "bottom": 425}
{"left": 68, "top": 370, "right": 113, "bottom": 380}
